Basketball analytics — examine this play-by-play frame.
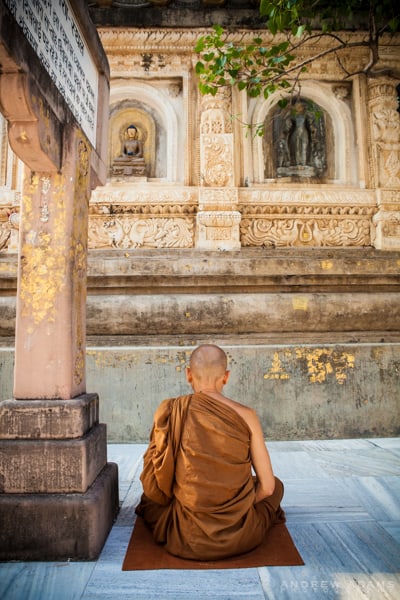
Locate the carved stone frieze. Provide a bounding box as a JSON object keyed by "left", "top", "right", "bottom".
{"left": 98, "top": 28, "right": 204, "bottom": 52}
{"left": 90, "top": 185, "right": 198, "bottom": 206}
{"left": 239, "top": 188, "right": 376, "bottom": 248}
{"left": 241, "top": 217, "right": 372, "bottom": 247}
{"left": 106, "top": 52, "right": 192, "bottom": 76}
{"left": 88, "top": 185, "right": 197, "bottom": 249}
{"left": 98, "top": 28, "right": 197, "bottom": 78}
{"left": 239, "top": 189, "right": 376, "bottom": 206}
{"left": 89, "top": 203, "right": 197, "bottom": 216}
{"left": 88, "top": 216, "right": 194, "bottom": 249}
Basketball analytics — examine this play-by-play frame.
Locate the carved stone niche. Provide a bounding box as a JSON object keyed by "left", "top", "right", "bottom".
{"left": 264, "top": 99, "right": 334, "bottom": 181}
{"left": 108, "top": 102, "right": 157, "bottom": 180}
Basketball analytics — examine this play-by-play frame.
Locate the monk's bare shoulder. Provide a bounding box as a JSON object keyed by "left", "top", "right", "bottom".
{"left": 221, "top": 396, "right": 259, "bottom": 431}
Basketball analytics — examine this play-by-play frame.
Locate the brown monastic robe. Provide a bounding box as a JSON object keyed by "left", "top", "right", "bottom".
{"left": 136, "top": 392, "right": 284, "bottom": 560}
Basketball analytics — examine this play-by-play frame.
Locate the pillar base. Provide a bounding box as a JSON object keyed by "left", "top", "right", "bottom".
{"left": 0, "top": 462, "right": 119, "bottom": 561}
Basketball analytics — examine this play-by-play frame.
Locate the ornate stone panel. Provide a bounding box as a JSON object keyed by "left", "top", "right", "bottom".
{"left": 200, "top": 87, "right": 234, "bottom": 187}
{"left": 368, "top": 78, "right": 400, "bottom": 249}
{"left": 196, "top": 210, "right": 241, "bottom": 250}
{"left": 200, "top": 134, "right": 234, "bottom": 187}
{"left": 239, "top": 189, "right": 376, "bottom": 247}
{"left": 368, "top": 78, "right": 400, "bottom": 189}
{"left": 89, "top": 185, "right": 197, "bottom": 249}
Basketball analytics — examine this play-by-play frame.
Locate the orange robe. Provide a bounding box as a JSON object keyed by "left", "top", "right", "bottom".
{"left": 136, "top": 392, "right": 284, "bottom": 560}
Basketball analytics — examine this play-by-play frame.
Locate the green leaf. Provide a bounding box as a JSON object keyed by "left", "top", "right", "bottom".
{"left": 195, "top": 61, "right": 205, "bottom": 74}
{"left": 231, "top": 48, "right": 243, "bottom": 59}
{"left": 194, "top": 37, "right": 205, "bottom": 53}
{"left": 263, "top": 87, "right": 272, "bottom": 99}
{"left": 216, "top": 55, "right": 227, "bottom": 68}
{"left": 213, "top": 24, "right": 224, "bottom": 36}
{"left": 277, "top": 41, "right": 290, "bottom": 52}
{"left": 267, "top": 18, "right": 278, "bottom": 35}
{"left": 259, "top": 0, "right": 269, "bottom": 17}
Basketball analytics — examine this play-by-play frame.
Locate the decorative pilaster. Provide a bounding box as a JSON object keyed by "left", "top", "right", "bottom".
{"left": 368, "top": 77, "right": 400, "bottom": 249}
{"left": 197, "top": 87, "right": 241, "bottom": 250}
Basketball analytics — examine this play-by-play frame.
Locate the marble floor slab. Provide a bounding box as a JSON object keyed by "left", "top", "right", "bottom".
{"left": 0, "top": 439, "right": 399, "bottom": 600}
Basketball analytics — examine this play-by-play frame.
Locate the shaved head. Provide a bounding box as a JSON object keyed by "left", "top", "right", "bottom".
{"left": 189, "top": 344, "right": 227, "bottom": 378}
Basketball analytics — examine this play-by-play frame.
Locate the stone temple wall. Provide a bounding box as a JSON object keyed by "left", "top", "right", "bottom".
{"left": 1, "top": 29, "right": 400, "bottom": 252}
{"left": 0, "top": 27, "right": 399, "bottom": 441}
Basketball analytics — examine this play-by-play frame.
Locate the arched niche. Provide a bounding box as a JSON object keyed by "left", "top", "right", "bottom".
{"left": 109, "top": 104, "right": 155, "bottom": 178}
{"left": 250, "top": 81, "right": 357, "bottom": 185}
{"left": 109, "top": 79, "right": 182, "bottom": 182}
{"left": 265, "top": 98, "right": 333, "bottom": 180}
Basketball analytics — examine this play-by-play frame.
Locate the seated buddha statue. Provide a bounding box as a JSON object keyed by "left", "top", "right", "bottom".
{"left": 112, "top": 124, "right": 147, "bottom": 177}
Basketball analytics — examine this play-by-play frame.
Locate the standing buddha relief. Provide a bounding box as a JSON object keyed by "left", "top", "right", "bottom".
{"left": 270, "top": 99, "right": 327, "bottom": 179}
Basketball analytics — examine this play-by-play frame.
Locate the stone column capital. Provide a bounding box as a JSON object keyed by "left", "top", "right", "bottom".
{"left": 0, "top": 72, "right": 61, "bottom": 172}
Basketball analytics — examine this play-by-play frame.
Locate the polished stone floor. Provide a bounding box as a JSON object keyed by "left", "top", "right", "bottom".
{"left": 1, "top": 438, "right": 399, "bottom": 600}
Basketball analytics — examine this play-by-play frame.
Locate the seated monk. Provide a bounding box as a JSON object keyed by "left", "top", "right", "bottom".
{"left": 135, "top": 343, "right": 285, "bottom": 560}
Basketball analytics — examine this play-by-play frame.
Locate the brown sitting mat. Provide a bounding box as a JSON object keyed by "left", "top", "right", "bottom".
{"left": 122, "top": 516, "right": 304, "bottom": 570}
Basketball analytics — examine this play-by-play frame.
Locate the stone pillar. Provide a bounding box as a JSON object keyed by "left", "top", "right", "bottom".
{"left": 368, "top": 77, "right": 400, "bottom": 250}
{"left": 14, "top": 135, "right": 87, "bottom": 400}
{"left": 0, "top": 1, "right": 118, "bottom": 560}
{"left": 197, "top": 87, "right": 241, "bottom": 250}
{"left": 0, "top": 128, "right": 119, "bottom": 560}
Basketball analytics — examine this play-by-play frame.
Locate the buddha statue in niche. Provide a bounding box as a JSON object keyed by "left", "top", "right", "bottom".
{"left": 112, "top": 124, "right": 147, "bottom": 177}
{"left": 272, "top": 100, "right": 327, "bottom": 178}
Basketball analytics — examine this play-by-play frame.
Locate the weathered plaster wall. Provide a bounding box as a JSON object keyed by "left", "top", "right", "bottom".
{"left": 1, "top": 343, "right": 399, "bottom": 442}
{"left": 1, "top": 246, "right": 399, "bottom": 440}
